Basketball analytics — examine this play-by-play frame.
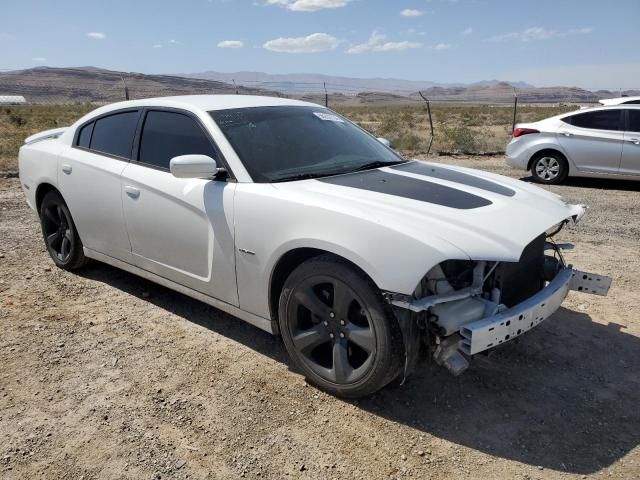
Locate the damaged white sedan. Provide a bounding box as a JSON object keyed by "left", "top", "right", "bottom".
{"left": 18, "top": 95, "right": 611, "bottom": 398}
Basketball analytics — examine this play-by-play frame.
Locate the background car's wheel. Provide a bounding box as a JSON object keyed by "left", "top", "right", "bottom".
{"left": 530, "top": 152, "right": 568, "bottom": 185}
{"left": 278, "top": 255, "right": 403, "bottom": 398}
{"left": 39, "top": 190, "right": 87, "bottom": 270}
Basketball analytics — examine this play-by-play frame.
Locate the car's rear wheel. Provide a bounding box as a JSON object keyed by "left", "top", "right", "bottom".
{"left": 531, "top": 152, "right": 568, "bottom": 185}
{"left": 39, "top": 190, "right": 87, "bottom": 270}
{"left": 278, "top": 255, "right": 403, "bottom": 398}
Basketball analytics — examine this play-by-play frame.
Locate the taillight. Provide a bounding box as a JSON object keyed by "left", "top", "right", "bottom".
{"left": 513, "top": 128, "right": 539, "bottom": 138}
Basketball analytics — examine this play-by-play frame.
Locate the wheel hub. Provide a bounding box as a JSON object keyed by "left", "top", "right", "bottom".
{"left": 535, "top": 156, "right": 560, "bottom": 181}
{"left": 288, "top": 277, "right": 377, "bottom": 384}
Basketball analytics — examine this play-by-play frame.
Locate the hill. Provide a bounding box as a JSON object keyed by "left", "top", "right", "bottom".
{"left": 0, "top": 67, "right": 275, "bottom": 104}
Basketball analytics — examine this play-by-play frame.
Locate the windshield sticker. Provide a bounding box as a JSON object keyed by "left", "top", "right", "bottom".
{"left": 313, "top": 111, "right": 345, "bottom": 123}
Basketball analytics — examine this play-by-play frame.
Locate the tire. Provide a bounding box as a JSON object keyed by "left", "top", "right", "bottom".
{"left": 278, "top": 254, "right": 403, "bottom": 398}
{"left": 39, "top": 190, "right": 87, "bottom": 270}
{"left": 530, "top": 152, "right": 568, "bottom": 185}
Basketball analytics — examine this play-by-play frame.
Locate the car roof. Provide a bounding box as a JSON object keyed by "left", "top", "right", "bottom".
{"left": 95, "top": 95, "right": 320, "bottom": 114}
{"left": 599, "top": 96, "right": 640, "bottom": 105}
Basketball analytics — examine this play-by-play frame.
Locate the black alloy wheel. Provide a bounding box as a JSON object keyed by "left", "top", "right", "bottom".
{"left": 279, "top": 255, "right": 403, "bottom": 398}
{"left": 39, "top": 190, "right": 87, "bottom": 270}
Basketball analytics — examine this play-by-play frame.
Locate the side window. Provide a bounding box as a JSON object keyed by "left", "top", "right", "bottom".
{"left": 629, "top": 110, "right": 640, "bottom": 132}
{"left": 138, "top": 111, "right": 217, "bottom": 169}
{"left": 77, "top": 122, "right": 93, "bottom": 148}
{"left": 90, "top": 111, "right": 140, "bottom": 158}
{"left": 566, "top": 110, "right": 622, "bottom": 131}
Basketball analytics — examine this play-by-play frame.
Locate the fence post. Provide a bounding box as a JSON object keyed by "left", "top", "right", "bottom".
{"left": 323, "top": 82, "right": 328, "bottom": 108}
{"left": 120, "top": 76, "right": 130, "bottom": 100}
{"left": 418, "top": 91, "right": 434, "bottom": 155}
{"left": 233, "top": 79, "right": 238, "bottom": 95}
{"left": 511, "top": 90, "right": 518, "bottom": 133}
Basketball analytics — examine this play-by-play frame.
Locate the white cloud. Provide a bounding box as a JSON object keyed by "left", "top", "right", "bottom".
{"left": 152, "top": 44, "right": 163, "bottom": 48}
{"left": 433, "top": 43, "right": 451, "bottom": 51}
{"left": 87, "top": 32, "right": 106, "bottom": 40}
{"left": 263, "top": 33, "right": 339, "bottom": 53}
{"left": 168, "top": 39, "right": 180, "bottom": 44}
{"left": 346, "top": 32, "right": 422, "bottom": 54}
{"left": 488, "top": 26, "right": 593, "bottom": 42}
{"left": 265, "top": 0, "right": 352, "bottom": 12}
{"left": 462, "top": 27, "right": 473, "bottom": 36}
{"left": 218, "top": 40, "right": 244, "bottom": 48}
{"left": 31, "top": 57, "right": 46, "bottom": 62}
{"left": 400, "top": 9, "right": 424, "bottom": 17}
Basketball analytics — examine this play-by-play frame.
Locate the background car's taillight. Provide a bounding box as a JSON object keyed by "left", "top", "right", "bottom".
{"left": 513, "top": 128, "right": 539, "bottom": 138}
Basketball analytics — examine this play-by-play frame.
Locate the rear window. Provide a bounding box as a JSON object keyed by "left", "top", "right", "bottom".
{"left": 77, "top": 122, "right": 93, "bottom": 148}
{"left": 629, "top": 110, "right": 640, "bottom": 132}
{"left": 90, "top": 111, "right": 140, "bottom": 158}
{"left": 563, "top": 110, "right": 622, "bottom": 131}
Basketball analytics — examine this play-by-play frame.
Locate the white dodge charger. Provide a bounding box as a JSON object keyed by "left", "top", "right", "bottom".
{"left": 19, "top": 95, "right": 610, "bottom": 398}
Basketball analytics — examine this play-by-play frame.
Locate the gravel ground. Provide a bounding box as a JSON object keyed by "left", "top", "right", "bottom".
{"left": 1, "top": 156, "right": 639, "bottom": 480}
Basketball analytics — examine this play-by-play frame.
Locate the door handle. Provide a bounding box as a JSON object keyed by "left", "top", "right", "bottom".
{"left": 124, "top": 186, "right": 140, "bottom": 199}
{"left": 61, "top": 164, "right": 72, "bottom": 174}
{"left": 629, "top": 138, "right": 640, "bottom": 145}
{"left": 560, "top": 131, "right": 572, "bottom": 137}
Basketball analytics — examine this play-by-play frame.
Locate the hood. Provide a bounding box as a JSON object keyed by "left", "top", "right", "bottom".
{"left": 273, "top": 160, "right": 584, "bottom": 262}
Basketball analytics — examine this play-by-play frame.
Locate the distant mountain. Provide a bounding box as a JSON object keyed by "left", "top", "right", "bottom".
{"left": 185, "top": 70, "right": 537, "bottom": 96}
{"left": 0, "top": 66, "right": 275, "bottom": 103}
{"left": 0, "top": 67, "right": 635, "bottom": 105}
{"left": 468, "top": 79, "right": 534, "bottom": 89}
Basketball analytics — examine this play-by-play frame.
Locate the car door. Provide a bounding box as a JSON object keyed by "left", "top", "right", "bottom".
{"left": 557, "top": 109, "right": 624, "bottom": 174}
{"left": 58, "top": 109, "right": 141, "bottom": 263}
{"left": 120, "top": 108, "right": 238, "bottom": 306}
{"left": 620, "top": 109, "right": 640, "bottom": 176}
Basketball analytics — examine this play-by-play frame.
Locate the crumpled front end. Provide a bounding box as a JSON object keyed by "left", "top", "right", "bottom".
{"left": 388, "top": 208, "right": 611, "bottom": 378}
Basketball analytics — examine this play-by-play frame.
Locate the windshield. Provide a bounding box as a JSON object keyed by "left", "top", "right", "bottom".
{"left": 210, "top": 106, "right": 405, "bottom": 182}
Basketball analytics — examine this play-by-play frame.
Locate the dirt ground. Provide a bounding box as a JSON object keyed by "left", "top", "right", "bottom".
{"left": 1, "top": 156, "right": 639, "bottom": 480}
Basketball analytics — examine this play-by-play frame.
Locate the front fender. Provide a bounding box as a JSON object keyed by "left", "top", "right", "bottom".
{"left": 233, "top": 184, "right": 468, "bottom": 320}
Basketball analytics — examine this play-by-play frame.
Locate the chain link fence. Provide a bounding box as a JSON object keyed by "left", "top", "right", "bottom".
{"left": 1, "top": 72, "right": 638, "bottom": 172}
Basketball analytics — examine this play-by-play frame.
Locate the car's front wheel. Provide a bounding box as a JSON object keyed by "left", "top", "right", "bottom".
{"left": 278, "top": 255, "right": 403, "bottom": 398}
{"left": 39, "top": 190, "right": 87, "bottom": 270}
{"left": 531, "top": 152, "right": 568, "bottom": 184}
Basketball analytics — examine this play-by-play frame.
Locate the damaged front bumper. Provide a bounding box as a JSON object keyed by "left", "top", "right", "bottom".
{"left": 389, "top": 257, "right": 611, "bottom": 377}
{"left": 459, "top": 267, "right": 610, "bottom": 355}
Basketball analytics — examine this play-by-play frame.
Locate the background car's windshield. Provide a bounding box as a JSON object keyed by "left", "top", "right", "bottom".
{"left": 210, "top": 106, "right": 404, "bottom": 182}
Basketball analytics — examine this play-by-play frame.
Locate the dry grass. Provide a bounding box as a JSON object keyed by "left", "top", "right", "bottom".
{"left": 0, "top": 104, "right": 94, "bottom": 171}
{"left": 335, "top": 103, "right": 576, "bottom": 154}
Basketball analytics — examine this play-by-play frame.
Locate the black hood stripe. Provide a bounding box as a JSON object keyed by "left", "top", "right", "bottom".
{"left": 392, "top": 161, "right": 516, "bottom": 197}
{"left": 319, "top": 169, "right": 492, "bottom": 210}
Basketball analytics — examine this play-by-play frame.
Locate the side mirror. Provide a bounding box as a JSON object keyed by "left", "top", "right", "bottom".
{"left": 169, "top": 154, "right": 223, "bottom": 179}
{"left": 377, "top": 137, "right": 392, "bottom": 148}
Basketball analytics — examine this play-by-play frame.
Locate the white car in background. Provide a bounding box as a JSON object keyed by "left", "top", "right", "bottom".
{"left": 19, "top": 95, "right": 610, "bottom": 398}
{"left": 506, "top": 105, "right": 640, "bottom": 184}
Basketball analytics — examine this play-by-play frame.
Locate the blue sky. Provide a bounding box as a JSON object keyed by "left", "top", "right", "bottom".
{"left": 1, "top": 0, "right": 639, "bottom": 88}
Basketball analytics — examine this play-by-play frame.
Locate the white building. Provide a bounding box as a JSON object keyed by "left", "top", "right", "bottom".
{"left": 0, "top": 95, "right": 27, "bottom": 105}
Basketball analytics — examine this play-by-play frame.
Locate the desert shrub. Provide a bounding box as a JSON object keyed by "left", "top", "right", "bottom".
{"left": 440, "top": 125, "right": 485, "bottom": 153}
{"left": 8, "top": 113, "right": 26, "bottom": 127}
{"left": 392, "top": 132, "right": 423, "bottom": 151}
{"left": 378, "top": 114, "right": 401, "bottom": 136}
